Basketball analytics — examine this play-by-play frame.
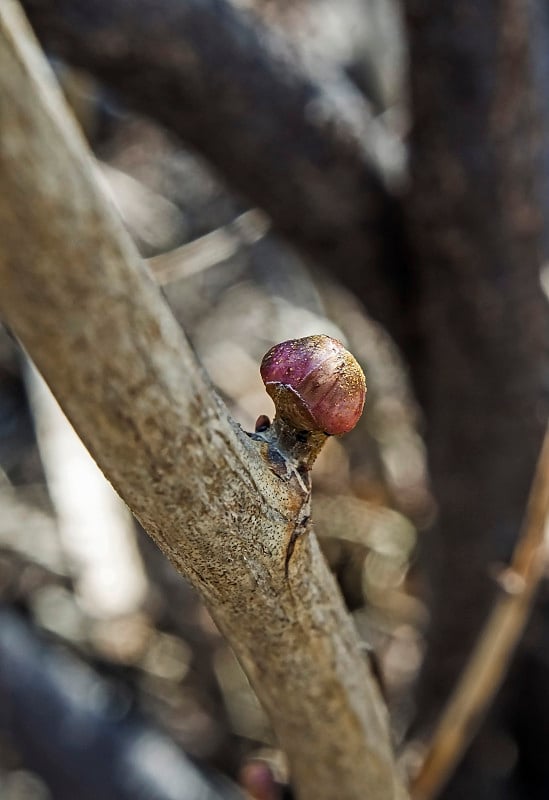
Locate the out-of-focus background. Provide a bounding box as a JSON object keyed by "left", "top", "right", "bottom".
{"left": 1, "top": 0, "right": 549, "bottom": 798}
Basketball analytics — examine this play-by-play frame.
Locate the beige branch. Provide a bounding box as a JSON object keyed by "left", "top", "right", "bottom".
{"left": 0, "top": 3, "right": 406, "bottom": 799}
{"left": 410, "top": 423, "right": 549, "bottom": 800}
{"left": 25, "top": 359, "right": 148, "bottom": 618}
{"left": 148, "top": 210, "right": 270, "bottom": 286}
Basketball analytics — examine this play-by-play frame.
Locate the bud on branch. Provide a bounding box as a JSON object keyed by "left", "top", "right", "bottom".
{"left": 257, "top": 335, "right": 366, "bottom": 471}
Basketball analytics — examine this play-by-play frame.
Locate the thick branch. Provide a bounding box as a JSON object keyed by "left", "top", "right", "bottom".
{"left": 21, "top": 0, "right": 409, "bottom": 344}
{"left": 411, "top": 423, "right": 549, "bottom": 800}
{"left": 402, "top": 0, "right": 549, "bottom": 735}
{"left": 0, "top": 4, "right": 404, "bottom": 799}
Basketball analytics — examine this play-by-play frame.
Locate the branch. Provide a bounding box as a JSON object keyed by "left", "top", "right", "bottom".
{"left": 0, "top": 4, "right": 405, "bottom": 799}
{"left": 0, "top": 607, "right": 242, "bottom": 800}
{"left": 402, "top": 0, "right": 549, "bottom": 730}
{"left": 410, "top": 423, "right": 549, "bottom": 800}
{"left": 21, "top": 0, "right": 409, "bottom": 344}
{"left": 25, "top": 359, "right": 148, "bottom": 617}
{"left": 147, "top": 210, "right": 270, "bottom": 286}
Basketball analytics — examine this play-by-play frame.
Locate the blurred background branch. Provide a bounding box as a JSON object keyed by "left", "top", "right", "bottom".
{"left": 0, "top": 607, "right": 243, "bottom": 800}
{"left": 22, "top": 0, "right": 412, "bottom": 350}
{"left": 410, "top": 423, "right": 549, "bottom": 800}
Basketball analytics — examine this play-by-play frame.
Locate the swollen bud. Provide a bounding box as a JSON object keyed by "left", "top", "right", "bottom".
{"left": 260, "top": 335, "right": 366, "bottom": 436}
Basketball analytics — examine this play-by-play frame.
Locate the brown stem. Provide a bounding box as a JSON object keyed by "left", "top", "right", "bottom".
{"left": 402, "top": 0, "right": 549, "bottom": 732}
{"left": 254, "top": 416, "right": 328, "bottom": 473}
{"left": 409, "top": 423, "right": 549, "bottom": 800}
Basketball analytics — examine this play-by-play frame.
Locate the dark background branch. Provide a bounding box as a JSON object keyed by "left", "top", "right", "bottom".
{"left": 22, "top": 0, "right": 411, "bottom": 348}
{"left": 0, "top": 607, "right": 242, "bottom": 800}
{"left": 402, "top": 0, "right": 549, "bottom": 795}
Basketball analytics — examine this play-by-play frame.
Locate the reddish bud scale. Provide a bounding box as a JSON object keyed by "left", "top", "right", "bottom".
{"left": 260, "top": 335, "right": 366, "bottom": 435}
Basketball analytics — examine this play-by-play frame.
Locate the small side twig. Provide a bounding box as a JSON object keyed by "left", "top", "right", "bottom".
{"left": 410, "top": 423, "right": 549, "bottom": 800}
{"left": 148, "top": 210, "right": 270, "bottom": 286}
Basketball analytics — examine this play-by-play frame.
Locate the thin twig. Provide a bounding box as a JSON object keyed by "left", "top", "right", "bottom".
{"left": 148, "top": 210, "right": 270, "bottom": 285}
{"left": 410, "top": 422, "right": 549, "bottom": 800}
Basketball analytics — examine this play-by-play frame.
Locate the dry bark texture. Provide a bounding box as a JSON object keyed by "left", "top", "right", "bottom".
{"left": 0, "top": 3, "right": 406, "bottom": 799}
{"left": 21, "top": 0, "right": 410, "bottom": 347}
{"left": 402, "top": 0, "right": 549, "bottom": 740}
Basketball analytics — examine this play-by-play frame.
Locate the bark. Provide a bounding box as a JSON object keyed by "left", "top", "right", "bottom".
{"left": 402, "top": 0, "right": 549, "bottom": 736}
{"left": 0, "top": 4, "right": 405, "bottom": 799}
{"left": 20, "top": 0, "right": 410, "bottom": 346}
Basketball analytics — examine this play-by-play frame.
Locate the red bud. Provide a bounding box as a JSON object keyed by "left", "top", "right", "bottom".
{"left": 239, "top": 760, "right": 280, "bottom": 800}
{"left": 260, "top": 335, "right": 366, "bottom": 435}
